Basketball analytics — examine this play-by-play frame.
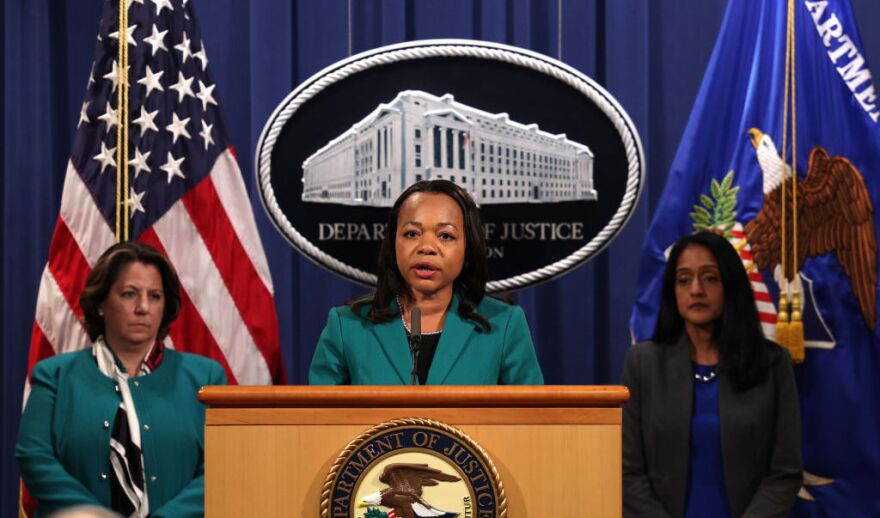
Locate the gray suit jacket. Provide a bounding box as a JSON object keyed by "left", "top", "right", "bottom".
{"left": 621, "top": 334, "right": 802, "bottom": 518}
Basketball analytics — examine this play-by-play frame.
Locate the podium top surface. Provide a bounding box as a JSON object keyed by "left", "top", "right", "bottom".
{"left": 199, "top": 385, "right": 629, "bottom": 408}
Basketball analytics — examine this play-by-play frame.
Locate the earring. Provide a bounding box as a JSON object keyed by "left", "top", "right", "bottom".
{"left": 98, "top": 309, "right": 104, "bottom": 317}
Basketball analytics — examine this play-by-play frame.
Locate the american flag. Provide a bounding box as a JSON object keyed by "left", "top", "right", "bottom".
{"left": 25, "top": 0, "right": 287, "bottom": 397}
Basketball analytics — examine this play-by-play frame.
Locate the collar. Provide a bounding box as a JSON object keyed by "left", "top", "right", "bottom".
{"left": 93, "top": 336, "right": 165, "bottom": 377}
{"left": 372, "top": 293, "right": 478, "bottom": 384}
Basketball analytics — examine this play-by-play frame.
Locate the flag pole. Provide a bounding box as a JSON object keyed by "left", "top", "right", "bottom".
{"left": 777, "top": 0, "right": 793, "bottom": 352}
{"left": 777, "top": 0, "right": 804, "bottom": 363}
{"left": 18, "top": 481, "right": 27, "bottom": 518}
{"left": 788, "top": 0, "right": 804, "bottom": 362}
{"left": 115, "top": 0, "right": 130, "bottom": 242}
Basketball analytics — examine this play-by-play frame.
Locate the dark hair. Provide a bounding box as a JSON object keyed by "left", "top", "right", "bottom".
{"left": 352, "top": 180, "right": 491, "bottom": 331}
{"left": 80, "top": 241, "right": 182, "bottom": 341}
{"left": 653, "top": 231, "right": 773, "bottom": 391}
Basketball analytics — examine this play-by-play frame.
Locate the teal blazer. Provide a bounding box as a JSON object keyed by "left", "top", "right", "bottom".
{"left": 309, "top": 294, "right": 544, "bottom": 385}
{"left": 17, "top": 347, "right": 227, "bottom": 518}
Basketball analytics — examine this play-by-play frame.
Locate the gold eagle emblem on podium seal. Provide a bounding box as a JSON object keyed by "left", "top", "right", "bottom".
{"left": 321, "top": 418, "right": 506, "bottom": 518}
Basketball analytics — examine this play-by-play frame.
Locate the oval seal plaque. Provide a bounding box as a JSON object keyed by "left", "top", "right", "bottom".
{"left": 321, "top": 418, "right": 505, "bottom": 518}
{"left": 256, "top": 39, "right": 644, "bottom": 290}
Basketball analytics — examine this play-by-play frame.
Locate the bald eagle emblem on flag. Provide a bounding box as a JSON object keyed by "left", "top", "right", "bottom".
{"left": 744, "top": 129, "right": 878, "bottom": 332}
{"left": 689, "top": 131, "right": 878, "bottom": 360}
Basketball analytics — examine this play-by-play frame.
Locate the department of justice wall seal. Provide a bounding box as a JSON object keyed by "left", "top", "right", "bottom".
{"left": 321, "top": 418, "right": 505, "bottom": 518}
{"left": 256, "top": 39, "right": 644, "bottom": 292}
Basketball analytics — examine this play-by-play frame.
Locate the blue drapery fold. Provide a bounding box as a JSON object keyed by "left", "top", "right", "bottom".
{"left": 3, "top": 0, "right": 879, "bottom": 515}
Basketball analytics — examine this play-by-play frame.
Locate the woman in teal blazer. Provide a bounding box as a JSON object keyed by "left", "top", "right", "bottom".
{"left": 17, "top": 242, "right": 226, "bottom": 517}
{"left": 310, "top": 292, "right": 542, "bottom": 385}
{"left": 309, "top": 180, "right": 543, "bottom": 385}
{"left": 17, "top": 348, "right": 226, "bottom": 518}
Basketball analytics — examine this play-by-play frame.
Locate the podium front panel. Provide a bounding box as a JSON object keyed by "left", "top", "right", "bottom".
{"left": 204, "top": 401, "right": 623, "bottom": 517}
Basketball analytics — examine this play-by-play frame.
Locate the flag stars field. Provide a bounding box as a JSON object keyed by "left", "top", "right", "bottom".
{"left": 170, "top": 71, "right": 195, "bottom": 102}
{"left": 97, "top": 101, "right": 117, "bottom": 131}
{"left": 127, "top": 188, "right": 147, "bottom": 215}
{"left": 129, "top": 149, "right": 151, "bottom": 179}
{"left": 165, "top": 113, "right": 191, "bottom": 144}
{"left": 109, "top": 24, "right": 138, "bottom": 47}
{"left": 193, "top": 43, "right": 208, "bottom": 70}
{"left": 199, "top": 120, "right": 213, "bottom": 150}
{"left": 160, "top": 151, "right": 185, "bottom": 184}
{"left": 196, "top": 80, "right": 216, "bottom": 110}
{"left": 78, "top": 101, "right": 90, "bottom": 128}
{"left": 151, "top": 0, "right": 174, "bottom": 16}
{"left": 175, "top": 33, "right": 194, "bottom": 63}
{"left": 132, "top": 107, "right": 159, "bottom": 137}
{"left": 93, "top": 142, "right": 116, "bottom": 175}
{"left": 143, "top": 24, "right": 168, "bottom": 55}
{"left": 103, "top": 61, "right": 129, "bottom": 93}
{"left": 137, "top": 65, "right": 164, "bottom": 97}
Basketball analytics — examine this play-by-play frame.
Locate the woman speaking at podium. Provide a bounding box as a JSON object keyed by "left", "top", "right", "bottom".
{"left": 309, "top": 180, "right": 543, "bottom": 385}
{"left": 621, "top": 232, "right": 802, "bottom": 517}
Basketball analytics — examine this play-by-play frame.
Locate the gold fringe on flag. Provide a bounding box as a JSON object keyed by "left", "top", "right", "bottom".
{"left": 777, "top": 280, "right": 792, "bottom": 354}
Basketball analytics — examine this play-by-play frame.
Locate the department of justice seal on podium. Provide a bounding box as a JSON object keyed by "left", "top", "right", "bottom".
{"left": 321, "top": 418, "right": 506, "bottom": 518}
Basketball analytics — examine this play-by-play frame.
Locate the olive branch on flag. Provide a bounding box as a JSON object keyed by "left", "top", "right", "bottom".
{"left": 690, "top": 171, "right": 739, "bottom": 238}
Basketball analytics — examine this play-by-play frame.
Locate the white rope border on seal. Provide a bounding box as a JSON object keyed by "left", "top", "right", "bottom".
{"left": 256, "top": 40, "right": 644, "bottom": 292}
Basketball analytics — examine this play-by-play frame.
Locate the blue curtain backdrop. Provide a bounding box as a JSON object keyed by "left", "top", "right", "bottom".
{"left": 2, "top": 0, "right": 878, "bottom": 514}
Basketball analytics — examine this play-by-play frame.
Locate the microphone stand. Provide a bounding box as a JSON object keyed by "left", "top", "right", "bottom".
{"left": 409, "top": 307, "right": 421, "bottom": 385}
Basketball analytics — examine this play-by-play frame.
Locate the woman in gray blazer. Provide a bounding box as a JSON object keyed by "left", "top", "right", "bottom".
{"left": 622, "top": 231, "right": 802, "bottom": 517}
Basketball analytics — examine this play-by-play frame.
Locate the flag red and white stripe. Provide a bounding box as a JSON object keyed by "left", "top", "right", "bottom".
{"left": 729, "top": 224, "right": 778, "bottom": 340}
{"left": 26, "top": 149, "right": 286, "bottom": 400}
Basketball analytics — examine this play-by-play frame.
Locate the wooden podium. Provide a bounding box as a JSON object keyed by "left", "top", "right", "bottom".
{"left": 199, "top": 385, "right": 629, "bottom": 517}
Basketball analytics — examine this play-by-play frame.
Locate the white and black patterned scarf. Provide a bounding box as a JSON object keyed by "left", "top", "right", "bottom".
{"left": 93, "top": 337, "right": 163, "bottom": 518}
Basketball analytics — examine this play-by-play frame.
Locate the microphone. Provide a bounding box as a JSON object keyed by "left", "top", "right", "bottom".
{"left": 409, "top": 307, "right": 421, "bottom": 385}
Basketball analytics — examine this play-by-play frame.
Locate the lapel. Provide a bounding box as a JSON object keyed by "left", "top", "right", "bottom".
{"left": 425, "top": 294, "right": 477, "bottom": 385}
{"left": 369, "top": 299, "right": 413, "bottom": 384}
{"left": 664, "top": 332, "right": 695, "bottom": 517}
{"left": 718, "top": 360, "right": 738, "bottom": 505}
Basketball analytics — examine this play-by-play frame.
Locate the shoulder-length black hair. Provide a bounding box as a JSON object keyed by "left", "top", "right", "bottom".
{"left": 653, "top": 231, "right": 773, "bottom": 391}
{"left": 351, "top": 180, "right": 491, "bottom": 331}
{"left": 80, "top": 241, "right": 182, "bottom": 341}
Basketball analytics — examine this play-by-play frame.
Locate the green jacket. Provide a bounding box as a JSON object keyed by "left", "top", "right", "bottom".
{"left": 309, "top": 294, "right": 544, "bottom": 385}
{"left": 17, "top": 347, "right": 227, "bottom": 518}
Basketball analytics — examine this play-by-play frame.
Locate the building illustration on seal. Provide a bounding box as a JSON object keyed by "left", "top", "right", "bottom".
{"left": 301, "top": 90, "right": 597, "bottom": 206}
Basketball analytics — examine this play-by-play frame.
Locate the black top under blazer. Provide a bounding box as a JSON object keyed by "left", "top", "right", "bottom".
{"left": 621, "top": 333, "right": 802, "bottom": 518}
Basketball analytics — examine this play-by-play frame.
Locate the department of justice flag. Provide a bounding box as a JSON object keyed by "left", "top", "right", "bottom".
{"left": 631, "top": 0, "right": 880, "bottom": 515}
